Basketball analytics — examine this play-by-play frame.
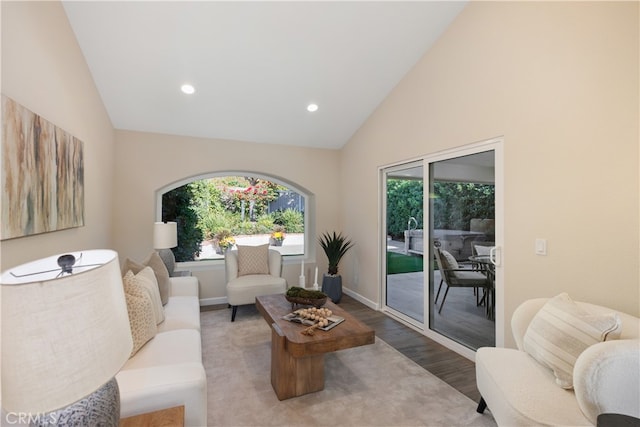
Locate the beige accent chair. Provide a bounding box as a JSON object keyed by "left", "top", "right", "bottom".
{"left": 476, "top": 297, "right": 640, "bottom": 426}
{"left": 225, "top": 248, "right": 287, "bottom": 321}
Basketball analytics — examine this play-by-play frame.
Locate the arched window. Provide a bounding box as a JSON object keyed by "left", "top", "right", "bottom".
{"left": 156, "top": 172, "right": 312, "bottom": 265}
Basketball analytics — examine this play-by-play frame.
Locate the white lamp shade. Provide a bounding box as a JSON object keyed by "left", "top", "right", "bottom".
{"left": 154, "top": 221, "right": 177, "bottom": 249}
{"left": 0, "top": 249, "right": 133, "bottom": 414}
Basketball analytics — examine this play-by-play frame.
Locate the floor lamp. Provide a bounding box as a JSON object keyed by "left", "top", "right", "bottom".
{"left": 1, "top": 249, "right": 133, "bottom": 426}
{"left": 154, "top": 221, "right": 178, "bottom": 275}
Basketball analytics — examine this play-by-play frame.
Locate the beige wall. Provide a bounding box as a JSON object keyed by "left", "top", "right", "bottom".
{"left": 112, "top": 130, "right": 341, "bottom": 301}
{"left": 341, "top": 1, "right": 639, "bottom": 347}
{"left": 342, "top": 2, "right": 640, "bottom": 344}
{"left": 1, "top": 1, "right": 116, "bottom": 270}
{"left": 3, "top": 1, "right": 638, "bottom": 348}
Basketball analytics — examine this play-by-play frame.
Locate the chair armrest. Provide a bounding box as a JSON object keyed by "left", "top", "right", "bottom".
{"left": 169, "top": 276, "right": 199, "bottom": 297}
{"left": 574, "top": 339, "right": 640, "bottom": 424}
{"left": 171, "top": 270, "right": 192, "bottom": 277}
{"left": 268, "top": 249, "right": 282, "bottom": 277}
{"left": 225, "top": 251, "right": 239, "bottom": 282}
{"left": 117, "top": 363, "right": 207, "bottom": 427}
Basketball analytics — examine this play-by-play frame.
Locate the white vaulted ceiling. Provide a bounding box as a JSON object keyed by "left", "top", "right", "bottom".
{"left": 62, "top": 1, "right": 466, "bottom": 149}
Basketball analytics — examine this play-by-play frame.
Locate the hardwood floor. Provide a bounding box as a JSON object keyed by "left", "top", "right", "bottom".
{"left": 339, "top": 294, "right": 482, "bottom": 403}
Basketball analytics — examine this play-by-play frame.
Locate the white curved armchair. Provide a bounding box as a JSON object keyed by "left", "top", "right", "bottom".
{"left": 476, "top": 297, "right": 639, "bottom": 426}
{"left": 225, "top": 246, "right": 287, "bottom": 322}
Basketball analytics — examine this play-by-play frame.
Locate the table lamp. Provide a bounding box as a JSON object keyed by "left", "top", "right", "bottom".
{"left": 1, "top": 249, "right": 133, "bottom": 426}
{"left": 154, "top": 221, "right": 178, "bottom": 274}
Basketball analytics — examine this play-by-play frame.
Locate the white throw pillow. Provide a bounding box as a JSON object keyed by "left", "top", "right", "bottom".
{"left": 122, "top": 270, "right": 158, "bottom": 357}
{"left": 523, "top": 293, "right": 621, "bottom": 389}
{"left": 133, "top": 267, "right": 165, "bottom": 325}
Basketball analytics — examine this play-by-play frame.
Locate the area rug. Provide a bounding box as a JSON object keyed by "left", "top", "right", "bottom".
{"left": 201, "top": 307, "right": 496, "bottom": 427}
{"left": 387, "top": 251, "right": 423, "bottom": 274}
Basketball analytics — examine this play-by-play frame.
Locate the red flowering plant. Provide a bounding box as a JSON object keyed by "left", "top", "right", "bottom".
{"left": 225, "top": 179, "right": 276, "bottom": 222}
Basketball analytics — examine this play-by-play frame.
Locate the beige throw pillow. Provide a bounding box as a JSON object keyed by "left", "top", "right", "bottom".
{"left": 237, "top": 244, "right": 270, "bottom": 276}
{"left": 133, "top": 267, "right": 165, "bottom": 325}
{"left": 122, "top": 270, "right": 158, "bottom": 357}
{"left": 121, "top": 257, "right": 144, "bottom": 276}
{"left": 143, "top": 252, "right": 171, "bottom": 305}
{"left": 523, "top": 293, "right": 621, "bottom": 389}
{"left": 122, "top": 252, "right": 171, "bottom": 305}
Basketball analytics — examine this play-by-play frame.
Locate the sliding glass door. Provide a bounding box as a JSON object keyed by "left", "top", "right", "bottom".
{"left": 381, "top": 140, "right": 502, "bottom": 355}
{"left": 383, "top": 162, "right": 424, "bottom": 324}
{"left": 428, "top": 151, "right": 496, "bottom": 349}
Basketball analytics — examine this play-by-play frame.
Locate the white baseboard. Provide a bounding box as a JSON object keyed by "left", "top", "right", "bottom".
{"left": 200, "top": 290, "right": 378, "bottom": 310}
{"left": 343, "top": 287, "right": 379, "bottom": 310}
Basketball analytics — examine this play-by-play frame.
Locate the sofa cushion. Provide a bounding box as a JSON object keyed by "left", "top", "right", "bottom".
{"left": 121, "top": 329, "right": 202, "bottom": 370}
{"left": 523, "top": 293, "right": 621, "bottom": 389}
{"left": 237, "top": 244, "right": 269, "bottom": 276}
{"left": 158, "top": 296, "right": 201, "bottom": 333}
{"left": 123, "top": 271, "right": 158, "bottom": 357}
{"left": 227, "top": 274, "right": 287, "bottom": 306}
{"left": 133, "top": 267, "right": 165, "bottom": 325}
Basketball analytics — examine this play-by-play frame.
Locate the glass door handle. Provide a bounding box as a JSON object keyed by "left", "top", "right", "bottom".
{"left": 490, "top": 246, "right": 501, "bottom": 267}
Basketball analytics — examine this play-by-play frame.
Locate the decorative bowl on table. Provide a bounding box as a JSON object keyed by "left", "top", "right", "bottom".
{"left": 285, "top": 287, "right": 328, "bottom": 308}
{"left": 285, "top": 295, "right": 327, "bottom": 308}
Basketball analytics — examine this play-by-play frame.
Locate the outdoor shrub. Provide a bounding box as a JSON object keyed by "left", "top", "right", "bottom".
{"left": 386, "top": 179, "right": 494, "bottom": 239}
{"left": 201, "top": 210, "right": 236, "bottom": 240}
{"left": 433, "top": 182, "right": 494, "bottom": 231}
{"left": 162, "top": 183, "right": 203, "bottom": 262}
{"left": 272, "top": 208, "right": 304, "bottom": 233}
{"left": 255, "top": 215, "right": 275, "bottom": 233}
{"left": 386, "top": 179, "right": 423, "bottom": 239}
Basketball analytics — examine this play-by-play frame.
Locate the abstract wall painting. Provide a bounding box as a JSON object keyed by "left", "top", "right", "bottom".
{"left": 2, "top": 95, "right": 84, "bottom": 240}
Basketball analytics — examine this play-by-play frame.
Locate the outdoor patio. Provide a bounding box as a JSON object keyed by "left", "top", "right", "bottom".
{"left": 386, "top": 238, "right": 495, "bottom": 349}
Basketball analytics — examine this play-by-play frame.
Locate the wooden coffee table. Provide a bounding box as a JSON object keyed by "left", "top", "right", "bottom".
{"left": 255, "top": 294, "right": 375, "bottom": 400}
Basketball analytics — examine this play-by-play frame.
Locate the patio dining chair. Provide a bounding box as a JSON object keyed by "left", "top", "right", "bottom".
{"left": 434, "top": 246, "right": 492, "bottom": 315}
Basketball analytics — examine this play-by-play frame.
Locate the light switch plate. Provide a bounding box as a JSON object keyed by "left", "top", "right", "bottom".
{"left": 535, "top": 238, "right": 547, "bottom": 256}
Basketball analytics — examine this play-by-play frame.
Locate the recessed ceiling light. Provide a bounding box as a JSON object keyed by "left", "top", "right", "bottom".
{"left": 181, "top": 84, "right": 195, "bottom": 95}
{"left": 307, "top": 103, "right": 318, "bottom": 112}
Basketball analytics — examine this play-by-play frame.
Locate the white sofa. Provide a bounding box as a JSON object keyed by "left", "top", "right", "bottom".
{"left": 116, "top": 275, "right": 207, "bottom": 426}
{"left": 476, "top": 298, "right": 640, "bottom": 426}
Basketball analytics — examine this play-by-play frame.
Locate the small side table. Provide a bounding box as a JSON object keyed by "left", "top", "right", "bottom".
{"left": 119, "top": 405, "right": 184, "bottom": 427}
{"left": 597, "top": 413, "right": 640, "bottom": 427}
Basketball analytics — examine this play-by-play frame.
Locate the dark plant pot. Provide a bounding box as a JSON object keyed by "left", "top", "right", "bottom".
{"left": 322, "top": 274, "right": 342, "bottom": 303}
{"left": 215, "top": 246, "right": 232, "bottom": 255}
{"left": 270, "top": 238, "right": 284, "bottom": 246}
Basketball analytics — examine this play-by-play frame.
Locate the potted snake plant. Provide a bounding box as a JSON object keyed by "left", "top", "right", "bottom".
{"left": 318, "top": 231, "right": 354, "bottom": 303}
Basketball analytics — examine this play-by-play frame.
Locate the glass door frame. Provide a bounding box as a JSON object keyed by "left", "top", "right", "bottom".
{"left": 380, "top": 160, "right": 425, "bottom": 330}
{"left": 379, "top": 137, "right": 504, "bottom": 360}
